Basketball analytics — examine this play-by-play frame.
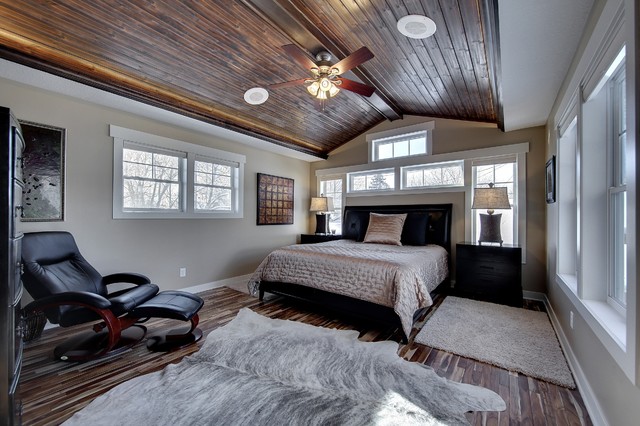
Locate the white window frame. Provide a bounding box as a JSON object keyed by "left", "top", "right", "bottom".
{"left": 111, "top": 125, "right": 245, "bottom": 219}
{"left": 318, "top": 175, "right": 345, "bottom": 235}
{"left": 469, "top": 157, "right": 519, "bottom": 247}
{"left": 607, "top": 60, "right": 627, "bottom": 314}
{"left": 401, "top": 160, "right": 464, "bottom": 190}
{"left": 347, "top": 168, "right": 395, "bottom": 193}
{"left": 367, "top": 121, "right": 434, "bottom": 163}
{"left": 550, "top": 0, "right": 637, "bottom": 384}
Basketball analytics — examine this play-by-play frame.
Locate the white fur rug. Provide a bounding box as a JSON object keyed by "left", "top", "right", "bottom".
{"left": 415, "top": 297, "right": 575, "bottom": 388}
{"left": 64, "top": 308, "right": 505, "bottom": 425}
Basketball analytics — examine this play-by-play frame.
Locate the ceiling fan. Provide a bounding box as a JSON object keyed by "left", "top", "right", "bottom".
{"left": 244, "top": 45, "right": 376, "bottom": 105}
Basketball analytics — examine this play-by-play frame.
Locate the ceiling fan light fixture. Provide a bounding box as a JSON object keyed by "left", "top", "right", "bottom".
{"left": 397, "top": 15, "right": 436, "bottom": 39}
{"left": 307, "top": 81, "right": 320, "bottom": 96}
{"left": 318, "top": 77, "right": 332, "bottom": 92}
{"left": 243, "top": 87, "right": 269, "bottom": 105}
{"left": 328, "top": 84, "right": 340, "bottom": 97}
{"left": 316, "top": 89, "right": 328, "bottom": 100}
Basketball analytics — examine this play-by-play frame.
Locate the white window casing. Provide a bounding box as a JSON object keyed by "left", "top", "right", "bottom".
{"left": 111, "top": 125, "right": 245, "bottom": 219}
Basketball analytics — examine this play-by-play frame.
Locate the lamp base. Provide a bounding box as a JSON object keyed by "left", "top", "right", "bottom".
{"left": 478, "top": 213, "right": 503, "bottom": 246}
{"left": 314, "top": 213, "right": 331, "bottom": 234}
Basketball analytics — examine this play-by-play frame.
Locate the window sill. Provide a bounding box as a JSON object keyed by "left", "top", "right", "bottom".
{"left": 555, "top": 274, "right": 635, "bottom": 383}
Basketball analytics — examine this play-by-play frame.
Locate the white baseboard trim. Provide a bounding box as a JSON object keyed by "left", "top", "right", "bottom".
{"left": 543, "top": 295, "right": 608, "bottom": 426}
{"left": 179, "top": 273, "right": 253, "bottom": 294}
{"left": 43, "top": 274, "right": 253, "bottom": 331}
{"left": 523, "top": 290, "right": 546, "bottom": 301}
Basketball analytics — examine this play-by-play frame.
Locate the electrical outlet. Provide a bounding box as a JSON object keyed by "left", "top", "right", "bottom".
{"left": 570, "top": 311, "right": 574, "bottom": 329}
{"left": 179, "top": 267, "right": 187, "bottom": 278}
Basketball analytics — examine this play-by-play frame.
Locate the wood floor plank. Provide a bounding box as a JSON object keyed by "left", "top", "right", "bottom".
{"left": 18, "top": 288, "right": 591, "bottom": 425}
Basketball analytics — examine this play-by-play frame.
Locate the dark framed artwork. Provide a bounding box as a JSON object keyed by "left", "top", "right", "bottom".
{"left": 545, "top": 155, "right": 556, "bottom": 204}
{"left": 19, "top": 120, "right": 66, "bottom": 221}
{"left": 257, "top": 173, "right": 294, "bottom": 225}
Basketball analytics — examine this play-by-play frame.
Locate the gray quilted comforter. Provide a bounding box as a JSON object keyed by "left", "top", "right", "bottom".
{"left": 248, "top": 239, "right": 448, "bottom": 337}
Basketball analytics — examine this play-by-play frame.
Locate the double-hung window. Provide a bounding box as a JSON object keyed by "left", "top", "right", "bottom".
{"left": 319, "top": 177, "right": 343, "bottom": 234}
{"left": 471, "top": 157, "right": 518, "bottom": 245}
{"left": 111, "top": 125, "right": 245, "bottom": 219}
{"left": 122, "top": 143, "right": 185, "bottom": 211}
{"left": 608, "top": 61, "right": 627, "bottom": 311}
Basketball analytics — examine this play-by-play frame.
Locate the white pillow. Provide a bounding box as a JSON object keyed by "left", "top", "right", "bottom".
{"left": 363, "top": 213, "right": 407, "bottom": 245}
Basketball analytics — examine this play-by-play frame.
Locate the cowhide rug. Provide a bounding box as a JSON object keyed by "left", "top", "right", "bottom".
{"left": 64, "top": 309, "right": 505, "bottom": 425}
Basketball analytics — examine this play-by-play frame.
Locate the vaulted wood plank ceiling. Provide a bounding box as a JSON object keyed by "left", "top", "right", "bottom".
{"left": 0, "top": 0, "right": 500, "bottom": 159}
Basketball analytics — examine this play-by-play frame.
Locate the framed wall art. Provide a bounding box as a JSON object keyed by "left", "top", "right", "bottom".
{"left": 19, "top": 120, "right": 66, "bottom": 221}
{"left": 257, "top": 173, "right": 294, "bottom": 225}
{"left": 545, "top": 155, "right": 556, "bottom": 204}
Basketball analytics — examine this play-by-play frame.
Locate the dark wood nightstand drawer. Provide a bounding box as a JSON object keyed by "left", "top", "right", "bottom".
{"left": 300, "top": 234, "right": 342, "bottom": 244}
{"left": 455, "top": 242, "right": 523, "bottom": 307}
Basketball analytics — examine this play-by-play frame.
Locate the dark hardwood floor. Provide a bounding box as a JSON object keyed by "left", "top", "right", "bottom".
{"left": 19, "top": 287, "right": 591, "bottom": 425}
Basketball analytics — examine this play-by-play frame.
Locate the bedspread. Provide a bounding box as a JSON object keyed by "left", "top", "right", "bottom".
{"left": 248, "top": 239, "right": 448, "bottom": 337}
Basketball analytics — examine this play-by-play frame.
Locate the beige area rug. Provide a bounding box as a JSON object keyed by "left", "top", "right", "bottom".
{"left": 415, "top": 296, "right": 575, "bottom": 388}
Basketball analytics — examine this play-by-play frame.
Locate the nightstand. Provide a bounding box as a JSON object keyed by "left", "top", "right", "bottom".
{"left": 455, "top": 242, "right": 523, "bottom": 307}
{"left": 300, "top": 234, "right": 342, "bottom": 244}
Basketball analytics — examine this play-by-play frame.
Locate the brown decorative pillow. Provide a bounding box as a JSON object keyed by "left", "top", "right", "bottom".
{"left": 363, "top": 213, "right": 408, "bottom": 245}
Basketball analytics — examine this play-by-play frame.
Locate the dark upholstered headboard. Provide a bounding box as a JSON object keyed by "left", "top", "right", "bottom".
{"left": 341, "top": 204, "right": 453, "bottom": 254}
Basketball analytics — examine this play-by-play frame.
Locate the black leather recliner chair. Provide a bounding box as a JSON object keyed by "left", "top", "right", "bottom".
{"left": 21, "top": 231, "right": 204, "bottom": 362}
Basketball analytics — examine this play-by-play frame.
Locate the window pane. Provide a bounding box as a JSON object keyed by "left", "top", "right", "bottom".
{"left": 494, "top": 163, "right": 514, "bottom": 183}
{"left": 475, "top": 165, "right": 494, "bottom": 184}
{"left": 393, "top": 140, "right": 409, "bottom": 157}
{"left": 366, "top": 172, "right": 393, "bottom": 190}
{"left": 195, "top": 186, "right": 231, "bottom": 211}
{"left": 405, "top": 169, "right": 424, "bottom": 188}
{"left": 320, "top": 178, "right": 343, "bottom": 234}
{"left": 610, "top": 191, "right": 627, "bottom": 305}
{"left": 378, "top": 143, "right": 393, "bottom": 160}
{"left": 402, "top": 161, "right": 463, "bottom": 188}
{"left": 409, "top": 137, "right": 426, "bottom": 155}
{"left": 349, "top": 170, "right": 394, "bottom": 192}
{"left": 123, "top": 179, "right": 180, "bottom": 210}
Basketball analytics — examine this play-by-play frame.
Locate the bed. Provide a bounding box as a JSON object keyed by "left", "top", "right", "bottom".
{"left": 249, "top": 204, "right": 452, "bottom": 341}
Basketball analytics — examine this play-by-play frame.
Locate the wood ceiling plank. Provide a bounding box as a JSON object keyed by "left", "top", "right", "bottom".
{"left": 0, "top": 0, "right": 502, "bottom": 156}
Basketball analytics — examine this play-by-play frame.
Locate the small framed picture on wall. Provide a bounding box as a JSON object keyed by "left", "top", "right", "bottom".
{"left": 545, "top": 155, "right": 556, "bottom": 204}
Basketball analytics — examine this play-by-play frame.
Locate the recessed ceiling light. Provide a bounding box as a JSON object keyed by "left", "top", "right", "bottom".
{"left": 397, "top": 15, "right": 437, "bottom": 39}
{"left": 244, "top": 87, "right": 269, "bottom": 105}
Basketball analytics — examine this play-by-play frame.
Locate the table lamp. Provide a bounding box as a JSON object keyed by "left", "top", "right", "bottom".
{"left": 310, "top": 196, "right": 334, "bottom": 234}
{"left": 471, "top": 183, "right": 511, "bottom": 245}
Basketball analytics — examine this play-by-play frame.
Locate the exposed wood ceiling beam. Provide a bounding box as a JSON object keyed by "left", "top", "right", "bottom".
{"left": 243, "top": 0, "right": 403, "bottom": 122}
{"left": 480, "top": 0, "right": 504, "bottom": 131}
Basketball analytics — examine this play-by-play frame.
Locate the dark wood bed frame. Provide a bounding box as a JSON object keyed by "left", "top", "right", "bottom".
{"left": 258, "top": 203, "right": 453, "bottom": 342}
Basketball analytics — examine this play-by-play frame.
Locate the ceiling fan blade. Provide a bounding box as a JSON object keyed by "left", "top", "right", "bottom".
{"left": 268, "top": 78, "right": 309, "bottom": 89}
{"left": 282, "top": 44, "right": 317, "bottom": 70}
{"left": 332, "top": 47, "right": 374, "bottom": 74}
{"left": 336, "top": 78, "right": 375, "bottom": 97}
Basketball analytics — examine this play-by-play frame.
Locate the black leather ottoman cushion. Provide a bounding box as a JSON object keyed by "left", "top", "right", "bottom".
{"left": 132, "top": 290, "right": 204, "bottom": 321}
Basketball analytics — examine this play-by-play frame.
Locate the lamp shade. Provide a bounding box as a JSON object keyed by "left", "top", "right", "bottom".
{"left": 310, "top": 196, "right": 334, "bottom": 212}
{"left": 471, "top": 184, "right": 511, "bottom": 210}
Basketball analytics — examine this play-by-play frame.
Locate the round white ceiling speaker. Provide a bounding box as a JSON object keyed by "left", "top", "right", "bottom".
{"left": 397, "top": 15, "right": 437, "bottom": 39}
{"left": 243, "top": 87, "right": 269, "bottom": 105}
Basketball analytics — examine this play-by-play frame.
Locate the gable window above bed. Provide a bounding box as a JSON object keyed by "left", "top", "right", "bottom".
{"left": 111, "top": 125, "right": 245, "bottom": 219}
{"left": 367, "top": 122, "right": 434, "bottom": 162}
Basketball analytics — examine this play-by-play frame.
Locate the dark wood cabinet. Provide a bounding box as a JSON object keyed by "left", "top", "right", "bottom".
{"left": 455, "top": 242, "right": 523, "bottom": 307}
{"left": 300, "top": 234, "right": 342, "bottom": 244}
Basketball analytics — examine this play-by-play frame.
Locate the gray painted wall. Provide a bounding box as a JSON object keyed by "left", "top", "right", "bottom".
{"left": 1, "top": 78, "right": 310, "bottom": 292}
